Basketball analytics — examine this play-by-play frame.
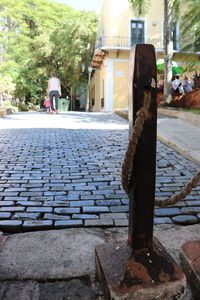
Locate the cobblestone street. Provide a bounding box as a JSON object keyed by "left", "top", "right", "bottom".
{"left": 0, "top": 111, "right": 199, "bottom": 232}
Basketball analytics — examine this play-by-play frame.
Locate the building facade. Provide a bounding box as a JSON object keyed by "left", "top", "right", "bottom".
{"left": 89, "top": 0, "right": 199, "bottom": 112}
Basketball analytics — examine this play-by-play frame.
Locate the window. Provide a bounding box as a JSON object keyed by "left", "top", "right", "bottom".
{"left": 131, "top": 20, "right": 145, "bottom": 46}
{"left": 162, "top": 21, "right": 179, "bottom": 51}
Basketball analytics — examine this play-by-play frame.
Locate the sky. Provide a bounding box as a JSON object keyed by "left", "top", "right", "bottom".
{"left": 50, "top": 0, "right": 104, "bottom": 13}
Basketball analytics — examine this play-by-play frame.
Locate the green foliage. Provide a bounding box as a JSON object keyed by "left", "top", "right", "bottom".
{"left": 128, "top": 0, "right": 181, "bottom": 20}
{"left": 0, "top": 100, "right": 18, "bottom": 112}
{"left": 0, "top": 0, "right": 98, "bottom": 103}
{"left": 180, "top": 108, "right": 200, "bottom": 114}
{"left": 17, "top": 103, "right": 30, "bottom": 111}
{"left": 128, "top": 0, "right": 150, "bottom": 16}
{"left": 180, "top": 0, "right": 200, "bottom": 52}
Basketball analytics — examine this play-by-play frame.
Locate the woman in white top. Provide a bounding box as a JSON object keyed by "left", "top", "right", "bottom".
{"left": 172, "top": 76, "right": 182, "bottom": 94}
{"left": 47, "top": 72, "right": 61, "bottom": 113}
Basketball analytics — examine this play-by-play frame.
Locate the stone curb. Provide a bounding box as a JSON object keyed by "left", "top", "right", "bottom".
{"left": 180, "top": 240, "right": 200, "bottom": 299}
{"left": 0, "top": 108, "right": 13, "bottom": 117}
{"left": 115, "top": 108, "right": 200, "bottom": 166}
{"left": 114, "top": 109, "right": 128, "bottom": 120}
{"left": 114, "top": 108, "right": 200, "bottom": 129}
{"left": 158, "top": 107, "right": 200, "bottom": 128}
{"left": 157, "top": 133, "right": 200, "bottom": 167}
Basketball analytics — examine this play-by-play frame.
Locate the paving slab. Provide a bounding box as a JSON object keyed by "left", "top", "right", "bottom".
{"left": 0, "top": 228, "right": 105, "bottom": 280}
{"left": 0, "top": 279, "right": 97, "bottom": 300}
{"left": 0, "top": 224, "right": 200, "bottom": 299}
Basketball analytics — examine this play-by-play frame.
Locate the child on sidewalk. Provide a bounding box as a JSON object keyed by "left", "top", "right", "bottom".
{"left": 43, "top": 95, "right": 51, "bottom": 113}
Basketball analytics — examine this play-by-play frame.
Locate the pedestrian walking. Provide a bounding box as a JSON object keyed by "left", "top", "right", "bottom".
{"left": 47, "top": 72, "right": 61, "bottom": 113}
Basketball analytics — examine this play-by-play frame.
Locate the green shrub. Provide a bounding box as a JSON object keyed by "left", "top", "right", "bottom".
{"left": 1, "top": 101, "right": 18, "bottom": 112}
{"left": 18, "top": 104, "right": 29, "bottom": 111}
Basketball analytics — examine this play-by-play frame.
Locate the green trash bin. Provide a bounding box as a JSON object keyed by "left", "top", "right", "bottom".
{"left": 58, "top": 98, "right": 70, "bottom": 112}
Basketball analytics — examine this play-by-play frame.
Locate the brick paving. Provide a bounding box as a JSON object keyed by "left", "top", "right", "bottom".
{"left": 0, "top": 112, "right": 199, "bottom": 232}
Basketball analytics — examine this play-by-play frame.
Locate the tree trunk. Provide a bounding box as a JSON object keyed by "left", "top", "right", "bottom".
{"left": 163, "top": 0, "right": 173, "bottom": 103}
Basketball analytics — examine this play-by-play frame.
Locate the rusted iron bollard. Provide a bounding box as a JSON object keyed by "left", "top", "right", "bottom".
{"left": 128, "top": 44, "right": 157, "bottom": 250}
{"left": 95, "top": 45, "right": 186, "bottom": 300}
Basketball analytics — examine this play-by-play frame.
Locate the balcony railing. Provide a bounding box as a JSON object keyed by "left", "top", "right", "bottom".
{"left": 95, "top": 36, "right": 179, "bottom": 51}
{"left": 95, "top": 36, "right": 130, "bottom": 49}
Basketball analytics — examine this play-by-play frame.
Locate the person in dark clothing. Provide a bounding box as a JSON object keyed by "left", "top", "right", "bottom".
{"left": 47, "top": 72, "right": 61, "bottom": 113}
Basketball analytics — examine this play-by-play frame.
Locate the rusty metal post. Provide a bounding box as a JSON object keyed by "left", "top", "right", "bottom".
{"left": 128, "top": 44, "right": 157, "bottom": 250}
{"left": 95, "top": 44, "right": 186, "bottom": 299}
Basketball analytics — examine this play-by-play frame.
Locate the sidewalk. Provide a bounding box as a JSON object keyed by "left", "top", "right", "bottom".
{"left": 115, "top": 107, "right": 200, "bottom": 166}
{"left": 157, "top": 108, "right": 200, "bottom": 166}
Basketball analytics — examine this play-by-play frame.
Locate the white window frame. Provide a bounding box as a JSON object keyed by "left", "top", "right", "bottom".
{"left": 129, "top": 18, "right": 147, "bottom": 48}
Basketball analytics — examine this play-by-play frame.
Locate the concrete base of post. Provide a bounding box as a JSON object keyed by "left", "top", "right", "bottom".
{"left": 95, "top": 237, "right": 186, "bottom": 300}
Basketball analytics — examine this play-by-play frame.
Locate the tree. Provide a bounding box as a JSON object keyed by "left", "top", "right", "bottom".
{"left": 163, "top": 0, "right": 173, "bottom": 102}
{"left": 0, "top": 0, "right": 98, "bottom": 107}
{"left": 49, "top": 10, "right": 97, "bottom": 96}
{"left": 128, "top": 0, "right": 180, "bottom": 102}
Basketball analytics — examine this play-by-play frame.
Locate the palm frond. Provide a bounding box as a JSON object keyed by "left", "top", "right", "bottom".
{"left": 128, "top": 0, "right": 151, "bottom": 16}
{"left": 173, "top": 0, "right": 181, "bottom": 21}
{"left": 180, "top": 0, "right": 200, "bottom": 51}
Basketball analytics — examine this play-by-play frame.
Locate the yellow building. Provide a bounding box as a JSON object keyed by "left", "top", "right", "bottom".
{"left": 89, "top": 0, "right": 199, "bottom": 112}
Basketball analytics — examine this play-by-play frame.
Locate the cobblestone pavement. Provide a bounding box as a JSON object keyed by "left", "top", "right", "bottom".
{"left": 0, "top": 112, "right": 199, "bottom": 233}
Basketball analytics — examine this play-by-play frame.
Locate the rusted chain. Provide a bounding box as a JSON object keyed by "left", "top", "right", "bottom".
{"left": 121, "top": 91, "right": 200, "bottom": 207}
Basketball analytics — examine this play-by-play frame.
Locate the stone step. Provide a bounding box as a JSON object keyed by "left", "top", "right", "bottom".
{"left": 180, "top": 240, "right": 200, "bottom": 300}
